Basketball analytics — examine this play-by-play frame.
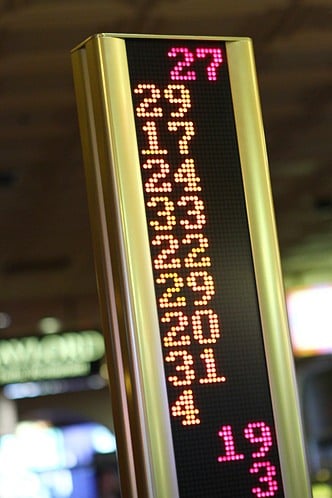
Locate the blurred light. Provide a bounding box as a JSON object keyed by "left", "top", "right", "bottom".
{"left": 287, "top": 285, "right": 332, "bottom": 356}
{"left": 38, "top": 316, "right": 62, "bottom": 334}
{"left": 99, "top": 361, "right": 109, "bottom": 381}
{"left": 0, "top": 394, "right": 17, "bottom": 434}
{"left": 91, "top": 425, "right": 116, "bottom": 454}
{"left": 316, "top": 468, "right": 331, "bottom": 482}
{"left": 312, "top": 482, "right": 332, "bottom": 498}
{"left": 4, "top": 382, "right": 43, "bottom": 399}
{"left": 0, "top": 312, "right": 11, "bottom": 330}
{"left": 86, "top": 375, "right": 106, "bottom": 390}
{"left": 3, "top": 375, "right": 106, "bottom": 400}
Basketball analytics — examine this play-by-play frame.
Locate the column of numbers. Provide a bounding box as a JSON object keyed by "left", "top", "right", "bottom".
{"left": 218, "top": 422, "right": 279, "bottom": 497}
{"left": 134, "top": 82, "right": 226, "bottom": 426}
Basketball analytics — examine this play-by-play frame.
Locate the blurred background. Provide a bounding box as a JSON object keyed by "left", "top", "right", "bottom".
{"left": 0, "top": 0, "right": 331, "bottom": 496}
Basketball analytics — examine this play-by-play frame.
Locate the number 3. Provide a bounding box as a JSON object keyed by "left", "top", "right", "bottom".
{"left": 250, "top": 461, "right": 278, "bottom": 497}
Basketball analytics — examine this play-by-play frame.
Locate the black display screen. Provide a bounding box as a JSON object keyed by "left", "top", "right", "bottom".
{"left": 126, "top": 38, "right": 285, "bottom": 498}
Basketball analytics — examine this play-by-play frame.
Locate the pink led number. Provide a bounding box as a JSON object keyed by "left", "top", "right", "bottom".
{"left": 218, "top": 422, "right": 278, "bottom": 497}
{"left": 244, "top": 421, "right": 273, "bottom": 458}
{"left": 250, "top": 461, "right": 278, "bottom": 497}
{"left": 196, "top": 47, "right": 223, "bottom": 81}
{"left": 168, "top": 47, "right": 196, "bottom": 81}
{"left": 168, "top": 46, "right": 223, "bottom": 81}
{"left": 217, "top": 425, "right": 244, "bottom": 462}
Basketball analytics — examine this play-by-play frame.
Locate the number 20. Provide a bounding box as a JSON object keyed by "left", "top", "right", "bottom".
{"left": 168, "top": 46, "right": 223, "bottom": 81}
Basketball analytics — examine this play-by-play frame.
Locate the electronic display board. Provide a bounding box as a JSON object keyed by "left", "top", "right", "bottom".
{"left": 126, "top": 38, "right": 282, "bottom": 498}
{"left": 71, "top": 35, "right": 311, "bottom": 498}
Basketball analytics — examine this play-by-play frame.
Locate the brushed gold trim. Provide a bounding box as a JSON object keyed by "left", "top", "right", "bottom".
{"left": 71, "top": 47, "right": 139, "bottom": 498}
{"left": 71, "top": 33, "right": 249, "bottom": 51}
{"left": 72, "top": 35, "right": 179, "bottom": 498}
{"left": 227, "top": 39, "right": 312, "bottom": 497}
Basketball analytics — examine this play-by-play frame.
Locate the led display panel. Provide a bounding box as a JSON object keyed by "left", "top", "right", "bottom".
{"left": 71, "top": 34, "right": 311, "bottom": 498}
{"left": 126, "top": 38, "right": 282, "bottom": 498}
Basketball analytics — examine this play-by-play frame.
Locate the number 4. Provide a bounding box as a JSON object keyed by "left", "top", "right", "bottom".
{"left": 171, "top": 389, "right": 200, "bottom": 426}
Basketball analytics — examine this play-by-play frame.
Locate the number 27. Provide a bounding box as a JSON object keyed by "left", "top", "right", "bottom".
{"left": 168, "top": 46, "right": 223, "bottom": 81}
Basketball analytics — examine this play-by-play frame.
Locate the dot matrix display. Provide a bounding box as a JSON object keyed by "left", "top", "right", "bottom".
{"left": 126, "top": 39, "right": 285, "bottom": 498}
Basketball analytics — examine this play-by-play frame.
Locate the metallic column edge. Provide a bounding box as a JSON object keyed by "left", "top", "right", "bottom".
{"left": 71, "top": 47, "right": 139, "bottom": 498}
{"left": 227, "top": 39, "right": 312, "bottom": 497}
{"left": 72, "top": 35, "right": 179, "bottom": 498}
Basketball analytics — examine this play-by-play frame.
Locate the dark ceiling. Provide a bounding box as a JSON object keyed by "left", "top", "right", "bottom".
{"left": 0, "top": 0, "right": 331, "bottom": 338}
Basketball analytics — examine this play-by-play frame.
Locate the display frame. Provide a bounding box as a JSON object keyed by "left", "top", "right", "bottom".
{"left": 71, "top": 34, "right": 311, "bottom": 498}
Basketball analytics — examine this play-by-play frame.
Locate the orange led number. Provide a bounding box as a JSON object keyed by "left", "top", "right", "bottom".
{"left": 134, "top": 80, "right": 226, "bottom": 427}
